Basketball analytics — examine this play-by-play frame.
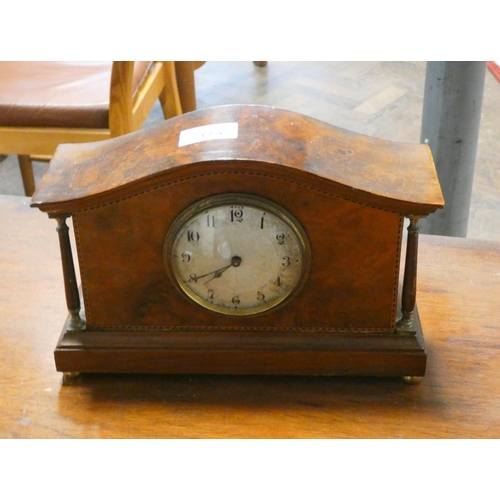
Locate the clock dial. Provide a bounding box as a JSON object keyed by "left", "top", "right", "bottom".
{"left": 165, "top": 194, "right": 310, "bottom": 315}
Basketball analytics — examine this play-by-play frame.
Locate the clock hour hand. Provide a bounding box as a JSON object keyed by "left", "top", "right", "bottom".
{"left": 200, "top": 256, "right": 242, "bottom": 284}
{"left": 202, "top": 264, "right": 232, "bottom": 283}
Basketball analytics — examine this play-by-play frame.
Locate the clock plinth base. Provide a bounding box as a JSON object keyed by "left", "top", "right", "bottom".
{"left": 54, "top": 308, "right": 427, "bottom": 379}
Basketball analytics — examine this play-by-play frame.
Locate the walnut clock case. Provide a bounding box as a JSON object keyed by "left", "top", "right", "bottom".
{"left": 31, "top": 104, "right": 444, "bottom": 380}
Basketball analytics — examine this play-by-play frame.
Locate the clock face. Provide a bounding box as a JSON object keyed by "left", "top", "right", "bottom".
{"left": 165, "top": 194, "right": 310, "bottom": 316}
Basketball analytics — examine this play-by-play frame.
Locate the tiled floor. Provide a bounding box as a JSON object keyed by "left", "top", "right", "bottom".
{"left": 1, "top": 61, "right": 499, "bottom": 240}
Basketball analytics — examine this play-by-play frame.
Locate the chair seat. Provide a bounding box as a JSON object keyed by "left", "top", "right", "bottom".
{"left": 0, "top": 61, "right": 151, "bottom": 129}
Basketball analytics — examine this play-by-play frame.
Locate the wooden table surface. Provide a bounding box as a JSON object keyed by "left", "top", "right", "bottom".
{"left": 1, "top": 193, "right": 500, "bottom": 438}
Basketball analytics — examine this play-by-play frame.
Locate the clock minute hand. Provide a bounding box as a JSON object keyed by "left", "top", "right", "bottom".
{"left": 185, "top": 264, "right": 230, "bottom": 285}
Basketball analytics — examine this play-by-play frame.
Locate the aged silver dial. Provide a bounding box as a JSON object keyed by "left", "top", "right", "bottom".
{"left": 165, "top": 194, "right": 310, "bottom": 316}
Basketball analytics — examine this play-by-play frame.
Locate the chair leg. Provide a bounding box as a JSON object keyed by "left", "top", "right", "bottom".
{"left": 174, "top": 61, "right": 197, "bottom": 113}
{"left": 159, "top": 61, "right": 183, "bottom": 118}
{"left": 18, "top": 155, "right": 36, "bottom": 196}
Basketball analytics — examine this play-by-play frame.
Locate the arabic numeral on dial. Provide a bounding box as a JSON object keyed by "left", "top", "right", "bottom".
{"left": 206, "top": 214, "right": 216, "bottom": 227}
{"left": 181, "top": 252, "right": 191, "bottom": 263}
{"left": 257, "top": 291, "right": 265, "bottom": 301}
{"left": 189, "top": 273, "right": 198, "bottom": 283}
{"left": 276, "top": 233, "right": 286, "bottom": 245}
{"left": 187, "top": 230, "right": 200, "bottom": 242}
{"left": 282, "top": 256, "right": 291, "bottom": 267}
{"left": 230, "top": 207, "right": 244, "bottom": 223}
{"left": 260, "top": 213, "right": 266, "bottom": 229}
{"left": 207, "top": 289, "right": 214, "bottom": 302}
{"left": 232, "top": 296, "right": 240, "bottom": 306}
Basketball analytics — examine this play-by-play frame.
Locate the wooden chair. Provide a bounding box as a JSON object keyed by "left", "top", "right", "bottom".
{"left": 0, "top": 61, "right": 183, "bottom": 196}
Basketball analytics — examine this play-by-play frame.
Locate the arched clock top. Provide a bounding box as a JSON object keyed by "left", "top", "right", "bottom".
{"left": 31, "top": 104, "right": 444, "bottom": 215}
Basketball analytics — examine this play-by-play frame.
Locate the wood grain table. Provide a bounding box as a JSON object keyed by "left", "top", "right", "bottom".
{"left": 1, "top": 193, "right": 500, "bottom": 438}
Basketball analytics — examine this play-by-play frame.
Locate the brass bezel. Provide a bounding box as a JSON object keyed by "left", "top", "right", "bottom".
{"left": 164, "top": 193, "right": 311, "bottom": 316}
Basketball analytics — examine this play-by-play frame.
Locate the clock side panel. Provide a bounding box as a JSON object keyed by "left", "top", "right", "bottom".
{"left": 73, "top": 170, "right": 403, "bottom": 331}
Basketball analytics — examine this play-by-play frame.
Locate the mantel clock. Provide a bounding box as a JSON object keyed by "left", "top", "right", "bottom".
{"left": 31, "top": 104, "right": 444, "bottom": 382}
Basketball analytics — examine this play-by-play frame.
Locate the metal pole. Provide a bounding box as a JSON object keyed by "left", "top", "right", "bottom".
{"left": 419, "top": 61, "right": 486, "bottom": 237}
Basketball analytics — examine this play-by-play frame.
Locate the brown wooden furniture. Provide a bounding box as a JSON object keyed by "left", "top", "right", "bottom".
{"left": 0, "top": 61, "right": 183, "bottom": 196}
{"left": 31, "top": 105, "right": 443, "bottom": 379}
{"left": 1, "top": 193, "right": 500, "bottom": 438}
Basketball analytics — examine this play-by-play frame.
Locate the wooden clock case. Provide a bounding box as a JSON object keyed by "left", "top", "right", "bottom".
{"left": 31, "top": 104, "right": 444, "bottom": 378}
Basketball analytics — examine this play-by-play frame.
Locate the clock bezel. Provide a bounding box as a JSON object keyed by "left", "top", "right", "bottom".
{"left": 163, "top": 193, "right": 312, "bottom": 316}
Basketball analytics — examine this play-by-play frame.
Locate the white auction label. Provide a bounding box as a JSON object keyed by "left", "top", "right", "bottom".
{"left": 178, "top": 122, "right": 239, "bottom": 147}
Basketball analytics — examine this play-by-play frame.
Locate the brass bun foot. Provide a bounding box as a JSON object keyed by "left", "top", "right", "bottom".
{"left": 403, "top": 376, "right": 423, "bottom": 385}
{"left": 63, "top": 371, "right": 81, "bottom": 379}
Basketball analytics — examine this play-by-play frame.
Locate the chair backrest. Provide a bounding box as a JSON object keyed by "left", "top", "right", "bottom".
{"left": 110, "top": 61, "right": 180, "bottom": 136}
